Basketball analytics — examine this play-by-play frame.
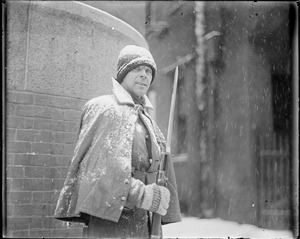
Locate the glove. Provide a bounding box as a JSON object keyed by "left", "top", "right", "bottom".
{"left": 137, "top": 183, "right": 170, "bottom": 216}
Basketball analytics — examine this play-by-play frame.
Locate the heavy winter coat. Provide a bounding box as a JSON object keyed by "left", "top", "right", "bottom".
{"left": 54, "top": 78, "right": 181, "bottom": 226}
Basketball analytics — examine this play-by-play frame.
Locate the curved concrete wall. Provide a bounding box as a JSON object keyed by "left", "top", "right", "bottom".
{"left": 6, "top": 1, "right": 148, "bottom": 237}
{"left": 7, "top": 1, "right": 148, "bottom": 99}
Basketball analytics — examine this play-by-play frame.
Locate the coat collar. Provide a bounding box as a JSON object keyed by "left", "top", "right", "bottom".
{"left": 112, "top": 78, "right": 154, "bottom": 110}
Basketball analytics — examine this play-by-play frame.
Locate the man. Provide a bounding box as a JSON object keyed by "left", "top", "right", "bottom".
{"left": 54, "top": 45, "right": 181, "bottom": 238}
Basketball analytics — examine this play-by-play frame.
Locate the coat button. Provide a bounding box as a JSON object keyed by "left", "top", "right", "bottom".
{"left": 149, "top": 158, "right": 153, "bottom": 164}
{"left": 145, "top": 134, "right": 149, "bottom": 139}
{"left": 120, "top": 206, "right": 124, "bottom": 210}
{"left": 121, "top": 196, "right": 126, "bottom": 201}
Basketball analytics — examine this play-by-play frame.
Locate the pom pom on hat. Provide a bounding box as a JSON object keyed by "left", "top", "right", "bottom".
{"left": 116, "top": 45, "right": 157, "bottom": 83}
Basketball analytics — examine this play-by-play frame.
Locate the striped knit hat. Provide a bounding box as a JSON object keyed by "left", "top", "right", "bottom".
{"left": 116, "top": 45, "right": 157, "bottom": 83}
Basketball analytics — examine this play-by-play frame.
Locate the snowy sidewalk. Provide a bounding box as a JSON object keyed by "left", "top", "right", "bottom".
{"left": 162, "top": 216, "right": 294, "bottom": 238}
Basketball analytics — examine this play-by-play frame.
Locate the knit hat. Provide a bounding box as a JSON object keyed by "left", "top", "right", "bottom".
{"left": 116, "top": 45, "right": 157, "bottom": 83}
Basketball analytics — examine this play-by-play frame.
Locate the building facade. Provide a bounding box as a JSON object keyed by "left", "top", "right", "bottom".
{"left": 144, "top": 0, "right": 297, "bottom": 231}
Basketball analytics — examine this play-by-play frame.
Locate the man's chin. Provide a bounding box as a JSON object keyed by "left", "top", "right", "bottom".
{"left": 134, "top": 88, "right": 147, "bottom": 96}
{"left": 134, "top": 91, "right": 146, "bottom": 98}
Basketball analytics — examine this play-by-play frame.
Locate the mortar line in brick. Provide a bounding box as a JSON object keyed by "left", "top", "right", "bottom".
{"left": 11, "top": 102, "right": 83, "bottom": 113}
{"left": 9, "top": 203, "right": 54, "bottom": 205}
{"left": 8, "top": 190, "right": 58, "bottom": 193}
{"left": 7, "top": 216, "right": 44, "bottom": 218}
{"left": 6, "top": 152, "right": 74, "bottom": 158}
{"left": 7, "top": 151, "right": 67, "bottom": 156}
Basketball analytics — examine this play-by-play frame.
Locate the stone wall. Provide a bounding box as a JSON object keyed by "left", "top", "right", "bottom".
{"left": 5, "top": 1, "right": 148, "bottom": 237}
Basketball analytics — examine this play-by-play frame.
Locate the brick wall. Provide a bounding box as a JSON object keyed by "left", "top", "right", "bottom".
{"left": 5, "top": 90, "right": 86, "bottom": 237}
{"left": 5, "top": 1, "right": 148, "bottom": 237}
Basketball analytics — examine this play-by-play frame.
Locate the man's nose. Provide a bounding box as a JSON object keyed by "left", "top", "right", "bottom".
{"left": 140, "top": 69, "right": 148, "bottom": 78}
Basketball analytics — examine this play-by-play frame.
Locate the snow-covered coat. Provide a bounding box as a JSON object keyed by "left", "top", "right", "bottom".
{"left": 54, "top": 78, "right": 181, "bottom": 225}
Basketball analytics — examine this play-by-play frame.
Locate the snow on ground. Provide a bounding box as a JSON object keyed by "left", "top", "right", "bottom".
{"left": 162, "top": 216, "right": 294, "bottom": 238}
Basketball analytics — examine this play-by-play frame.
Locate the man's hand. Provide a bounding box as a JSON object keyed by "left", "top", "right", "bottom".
{"left": 138, "top": 184, "right": 170, "bottom": 216}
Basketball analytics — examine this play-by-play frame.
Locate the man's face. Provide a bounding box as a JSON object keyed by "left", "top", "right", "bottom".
{"left": 121, "top": 65, "right": 152, "bottom": 98}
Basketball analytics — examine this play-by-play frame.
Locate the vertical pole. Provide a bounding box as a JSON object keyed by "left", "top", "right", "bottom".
{"left": 194, "top": 1, "right": 207, "bottom": 217}
{"left": 194, "top": 2, "right": 216, "bottom": 217}
{"left": 194, "top": 2, "right": 206, "bottom": 112}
